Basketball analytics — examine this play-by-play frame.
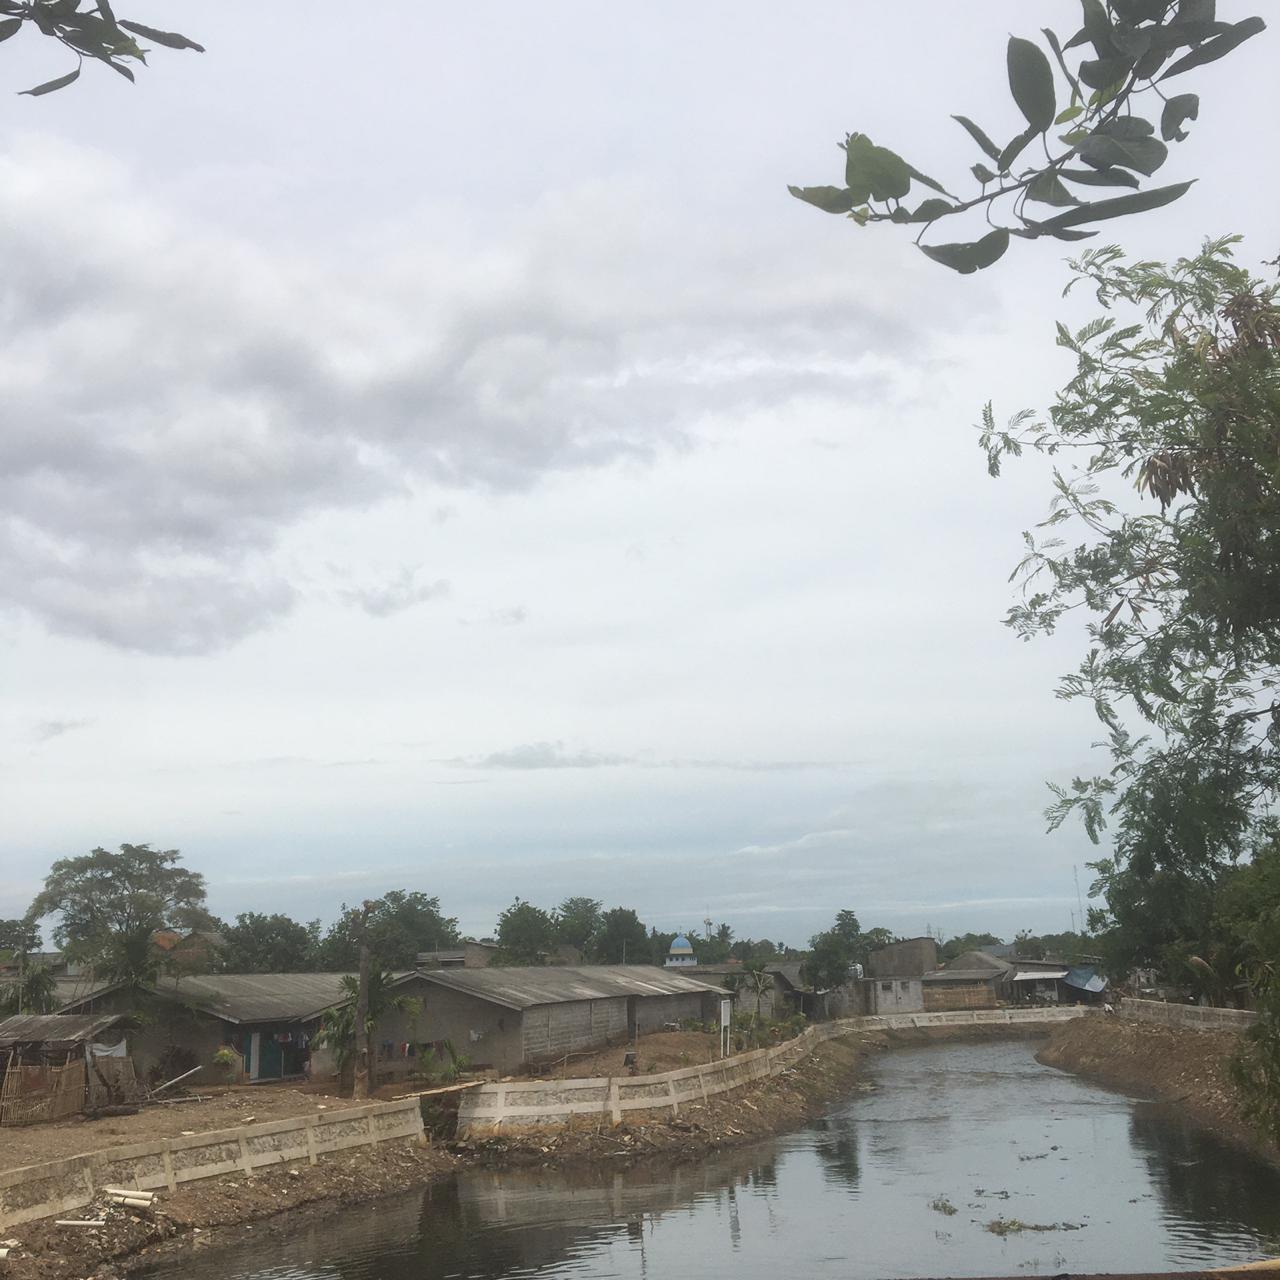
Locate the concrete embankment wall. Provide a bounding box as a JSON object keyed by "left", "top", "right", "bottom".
{"left": 458, "top": 1006, "right": 1089, "bottom": 1133}
{"left": 1123, "top": 997, "right": 1255, "bottom": 1033}
{"left": 0, "top": 1098, "right": 422, "bottom": 1232}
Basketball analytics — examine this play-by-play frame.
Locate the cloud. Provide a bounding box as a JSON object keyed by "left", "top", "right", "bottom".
{"left": 471, "top": 741, "right": 633, "bottom": 770}
{"left": 341, "top": 568, "right": 450, "bottom": 617}
{"left": 30, "top": 718, "right": 91, "bottom": 744}
{"left": 0, "top": 138, "right": 950, "bottom": 655}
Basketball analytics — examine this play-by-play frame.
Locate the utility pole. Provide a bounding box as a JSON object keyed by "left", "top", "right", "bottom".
{"left": 352, "top": 901, "right": 372, "bottom": 1101}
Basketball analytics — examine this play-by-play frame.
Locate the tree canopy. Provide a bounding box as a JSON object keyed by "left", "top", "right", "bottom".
{"left": 28, "top": 843, "right": 210, "bottom": 985}
{"left": 321, "top": 891, "right": 459, "bottom": 971}
{"left": 790, "top": 2, "right": 1265, "bottom": 273}
{"left": 1, "top": 0, "right": 203, "bottom": 96}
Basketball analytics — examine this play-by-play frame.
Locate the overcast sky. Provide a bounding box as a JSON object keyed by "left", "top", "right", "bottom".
{"left": 1, "top": 3, "right": 1276, "bottom": 948}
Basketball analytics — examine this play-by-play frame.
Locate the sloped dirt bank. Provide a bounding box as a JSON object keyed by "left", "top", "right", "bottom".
{"left": 1037, "top": 1016, "right": 1277, "bottom": 1165}
{"left": 3, "top": 1033, "right": 870, "bottom": 1280}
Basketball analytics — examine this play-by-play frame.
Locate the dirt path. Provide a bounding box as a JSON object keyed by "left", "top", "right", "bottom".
{"left": 0, "top": 1087, "right": 345, "bottom": 1174}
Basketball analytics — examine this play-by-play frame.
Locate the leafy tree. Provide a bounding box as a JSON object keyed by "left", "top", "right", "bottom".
{"left": 28, "top": 843, "right": 210, "bottom": 985}
{"left": 648, "top": 927, "right": 677, "bottom": 965}
{"left": 982, "top": 239, "right": 1280, "bottom": 983}
{"left": 594, "top": 907, "right": 649, "bottom": 965}
{"left": 861, "top": 927, "right": 897, "bottom": 954}
{"left": 790, "top": 3, "right": 1265, "bottom": 273}
{"left": 714, "top": 922, "right": 733, "bottom": 946}
{"left": 1, "top": 0, "right": 204, "bottom": 96}
{"left": 0, "top": 961, "right": 57, "bottom": 1014}
{"left": 0, "top": 916, "right": 40, "bottom": 959}
{"left": 219, "top": 912, "right": 321, "bottom": 973}
{"left": 555, "top": 896, "right": 603, "bottom": 956}
{"left": 802, "top": 929, "right": 855, "bottom": 992}
{"left": 321, "top": 891, "right": 459, "bottom": 971}
{"left": 831, "top": 910, "right": 863, "bottom": 950}
{"left": 493, "top": 898, "right": 557, "bottom": 966}
{"left": 940, "top": 932, "right": 1004, "bottom": 962}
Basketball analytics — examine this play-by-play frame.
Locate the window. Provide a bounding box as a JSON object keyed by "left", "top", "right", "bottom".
{"left": 899, "top": 980, "right": 911, "bottom": 991}
{"left": 880, "top": 982, "right": 893, "bottom": 992}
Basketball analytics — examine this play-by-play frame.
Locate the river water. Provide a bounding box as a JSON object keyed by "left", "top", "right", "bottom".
{"left": 147, "top": 1040, "right": 1280, "bottom": 1279}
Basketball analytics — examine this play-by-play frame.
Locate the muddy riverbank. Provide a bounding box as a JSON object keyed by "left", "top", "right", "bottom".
{"left": 2, "top": 1024, "right": 1091, "bottom": 1280}
{"left": 1038, "top": 1016, "right": 1276, "bottom": 1165}
{"left": 4, "top": 1032, "right": 875, "bottom": 1280}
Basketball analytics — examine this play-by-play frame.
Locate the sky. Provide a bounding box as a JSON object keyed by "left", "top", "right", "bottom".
{"left": 1, "top": 2, "right": 1276, "bottom": 948}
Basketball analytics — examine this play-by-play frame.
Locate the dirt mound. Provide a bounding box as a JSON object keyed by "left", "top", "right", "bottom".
{"left": 1037, "top": 1015, "right": 1275, "bottom": 1163}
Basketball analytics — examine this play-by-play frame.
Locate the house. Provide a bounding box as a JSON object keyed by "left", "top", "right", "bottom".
{"left": 58, "top": 972, "right": 435, "bottom": 1085}
{"left": 864, "top": 937, "right": 937, "bottom": 1014}
{"left": 765, "top": 962, "right": 867, "bottom": 1020}
{"left": 0, "top": 1013, "right": 131, "bottom": 1125}
{"left": 671, "top": 963, "right": 786, "bottom": 1020}
{"left": 922, "top": 950, "right": 1012, "bottom": 1010}
{"left": 408, "top": 965, "right": 727, "bottom": 1073}
{"left": 1009, "top": 959, "right": 1109, "bottom": 1005}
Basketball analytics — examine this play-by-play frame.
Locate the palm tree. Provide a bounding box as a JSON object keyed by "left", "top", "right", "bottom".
{"left": 315, "top": 970, "right": 419, "bottom": 1092}
{"left": 1, "top": 962, "right": 57, "bottom": 1015}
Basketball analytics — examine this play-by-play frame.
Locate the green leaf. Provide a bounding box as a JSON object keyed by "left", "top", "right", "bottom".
{"left": 889, "top": 206, "right": 911, "bottom": 224}
{"left": 1042, "top": 27, "right": 1082, "bottom": 98}
{"left": 1031, "top": 179, "right": 1194, "bottom": 230}
{"left": 1007, "top": 35, "right": 1056, "bottom": 132}
{"left": 971, "top": 162, "right": 997, "bottom": 184}
{"left": 842, "top": 135, "right": 873, "bottom": 203}
{"left": 0, "top": 15, "right": 20, "bottom": 41}
{"left": 1110, "top": 24, "right": 1153, "bottom": 58}
{"left": 1027, "top": 171, "right": 1078, "bottom": 206}
{"left": 1160, "top": 93, "right": 1199, "bottom": 141}
{"left": 20, "top": 65, "right": 81, "bottom": 95}
{"left": 1095, "top": 116, "right": 1154, "bottom": 139}
{"left": 1060, "top": 165, "right": 1140, "bottom": 188}
{"left": 787, "top": 184, "right": 854, "bottom": 214}
{"left": 910, "top": 197, "right": 955, "bottom": 223}
{"left": 1078, "top": 132, "right": 1168, "bottom": 175}
{"left": 844, "top": 133, "right": 913, "bottom": 201}
{"left": 1080, "top": 0, "right": 1118, "bottom": 57}
{"left": 1160, "top": 16, "right": 1265, "bottom": 79}
{"left": 1078, "top": 55, "right": 1134, "bottom": 88}
{"left": 998, "top": 126, "right": 1036, "bottom": 173}
{"left": 906, "top": 164, "right": 956, "bottom": 200}
{"left": 1055, "top": 103, "right": 1084, "bottom": 124}
{"left": 920, "top": 227, "right": 1010, "bottom": 274}
{"left": 117, "top": 19, "right": 205, "bottom": 51}
{"left": 1112, "top": 0, "right": 1168, "bottom": 20}
{"left": 952, "top": 114, "right": 1001, "bottom": 161}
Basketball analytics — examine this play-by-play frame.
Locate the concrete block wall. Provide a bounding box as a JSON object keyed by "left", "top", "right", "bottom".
{"left": 457, "top": 1007, "right": 1091, "bottom": 1134}
{"left": 0, "top": 1098, "right": 423, "bottom": 1232}
{"left": 1122, "top": 997, "right": 1255, "bottom": 1033}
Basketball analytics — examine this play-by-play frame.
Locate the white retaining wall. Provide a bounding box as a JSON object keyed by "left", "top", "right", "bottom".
{"left": 458, "top": 1006, "right": 1090, "bottom": 1133}
{"left": 1122, "top": 997, "right": 1255, "bottom": 1033}
{"left": 0, "top": 1097, "right": 423, "bottom": 1232}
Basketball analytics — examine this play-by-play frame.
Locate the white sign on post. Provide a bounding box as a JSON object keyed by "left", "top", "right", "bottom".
{"left": 720, "top": 997, "right": 732, "bottom": 1058}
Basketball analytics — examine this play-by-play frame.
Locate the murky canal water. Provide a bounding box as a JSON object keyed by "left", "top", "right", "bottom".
{"left": 148, "top": 1041, "right": 1280, "bottom": 1279}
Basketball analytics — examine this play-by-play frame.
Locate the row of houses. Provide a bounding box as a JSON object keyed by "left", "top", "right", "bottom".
{"left": 15, "top": 964, "right": 728, "bottom": 1084}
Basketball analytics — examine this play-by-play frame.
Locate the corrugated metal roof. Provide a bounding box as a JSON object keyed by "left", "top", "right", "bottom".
{"left": 0, "top": 1013, "right": 123, "bottom": 1046}
{"left": 923, "top": 969, "right": 1002, "bottom": 983}
{"left": 145, "top": 972, "right": 399, "bottom": 1023}
{"left": 416, "top": 965, "right": 727, "bottom": 1010}
{"left": 1012, "top": 969, "right": 1069, "bottom": 981}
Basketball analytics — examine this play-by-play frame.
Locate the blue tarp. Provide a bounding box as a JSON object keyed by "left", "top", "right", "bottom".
{"left": 1064, "top": 966, "right": 1107, "bottom": 993}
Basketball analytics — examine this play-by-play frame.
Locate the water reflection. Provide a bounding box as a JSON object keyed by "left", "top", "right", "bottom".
{"left": 143, "top": 1041, "right": 1280, "bottom": 1280}
{"left": 813, "top": 1113, "right": 862, "bottom": 1190}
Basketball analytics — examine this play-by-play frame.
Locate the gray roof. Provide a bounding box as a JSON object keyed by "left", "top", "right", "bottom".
{"left": 0, "top": 1013, "right": 123, "bottom": 1047}
{"left": 143, "top": 972, "right": 410, "bottom": 1023}
{"left": 923, "top": 968, "right": 1004, "bottom": 983}
{"left": 0, "top": 975, "right": 118, "bottom": 1012}
{"left": 416, "top": 964, "right": 728, "bottom": 1010}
